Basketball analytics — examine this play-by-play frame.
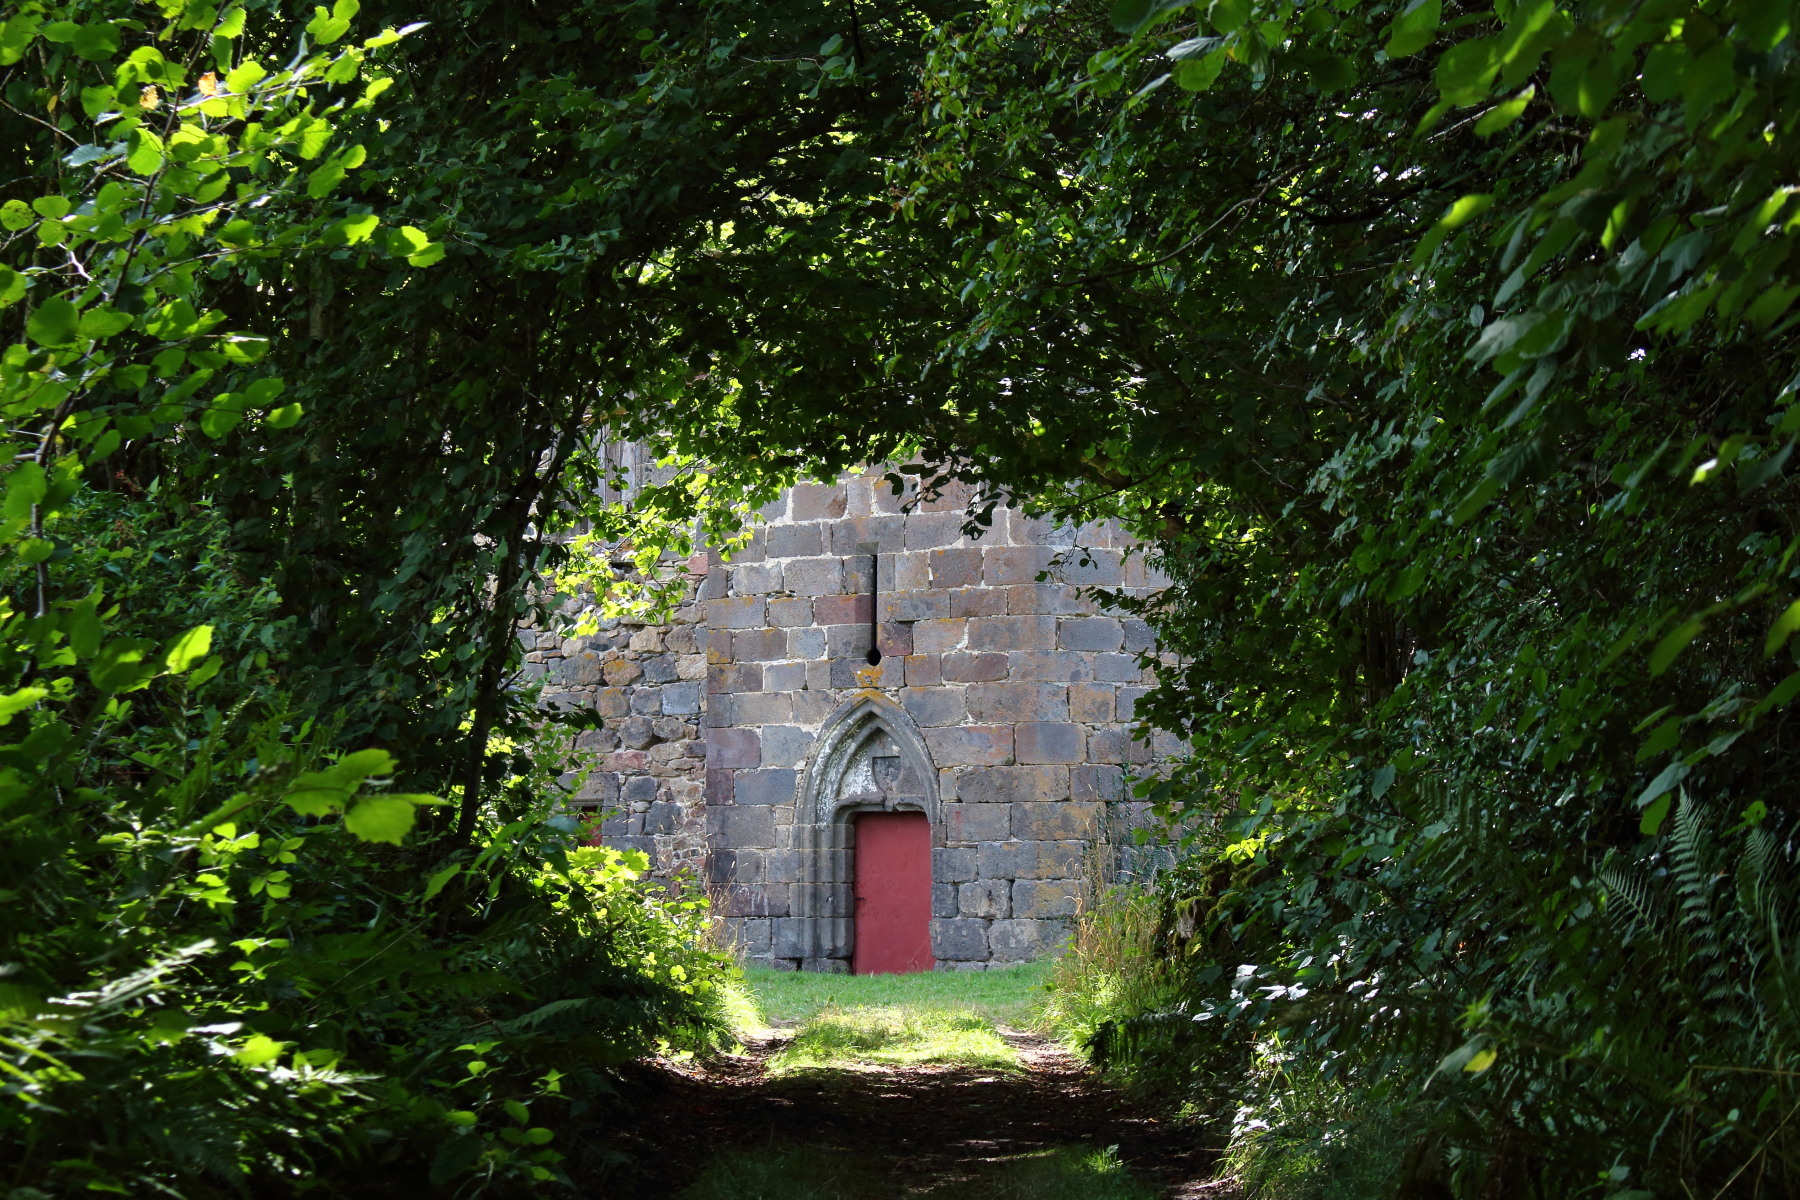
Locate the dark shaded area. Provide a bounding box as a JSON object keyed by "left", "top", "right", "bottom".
{"left": 597, "top": 1034, "right": 1225, "bottom": 1198}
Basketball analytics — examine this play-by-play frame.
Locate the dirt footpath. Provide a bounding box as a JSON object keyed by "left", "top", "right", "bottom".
{"left": 601, "top": 1029, "right": 1228, "bottom": 1198}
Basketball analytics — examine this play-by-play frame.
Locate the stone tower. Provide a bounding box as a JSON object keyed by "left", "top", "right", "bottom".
{"left": 528, "top": 467, "right": 1171, "bottom": 970}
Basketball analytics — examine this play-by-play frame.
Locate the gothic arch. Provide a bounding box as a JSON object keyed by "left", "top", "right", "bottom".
{"left": 790, "top": 695, "right": 939, "bottom": 967}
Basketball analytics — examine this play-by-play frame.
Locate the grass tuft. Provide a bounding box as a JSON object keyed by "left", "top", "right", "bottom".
{"left": 926, "top": 1144, "right": 1162, "bottom": 1199}
{"left": 770, "top": 1004, "right": 1018, "bottom": 1073}
{"left": 678, "top": 1144, "right": 889, "bottom": 1200}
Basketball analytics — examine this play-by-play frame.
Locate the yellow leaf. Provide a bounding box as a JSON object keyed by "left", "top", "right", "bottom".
{"left": 1464, "top": 1048, "right": 1498, "bottom": 1073}
{"left": 139, "top": 84, "right": 159, "bottom": 109}
{"left": 198, "top": 71, "right": 218, "bottom": 96}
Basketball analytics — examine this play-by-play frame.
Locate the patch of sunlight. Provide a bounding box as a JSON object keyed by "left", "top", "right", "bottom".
{"left": 678, "top": 1144, "right": 892, "bottom": 1200}
{"left": 744, "top": 961, "right": 1052, "bottom": 1028}
{"left": 924, "top": 1145, "right": 1161, "bottom": 1200}
{"left": 769, "top": 1004, "right": 1019, "bottom": 1074}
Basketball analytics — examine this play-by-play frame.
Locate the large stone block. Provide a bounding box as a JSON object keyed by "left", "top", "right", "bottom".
{"left": 959, "top": 879, "right": 1010, "bottom": 918}
{"left": 1052, "top": 549, "right": 1123, "bottom": 587}
{"left": 1122, "top": 617, "right": 1157, "bottom": 653}
{"left": 979, "top": 840, "right": 1084, "bottom": 880}
{"left": 929, "top": 547, "right": 984, "bottom": 588}
{"left": 1009, "top": 650, "right": 1091, "bottom": 682}
{"left": 934, "top": 881, "right": 959, "bottom": 918}
{"left": 849, "top": 472, "right": 907, "bottom": 516}
{"left": 733, "top": 628, "right": 787, "bottom": 662}
{"left": 1093, "top": 653, "right": 1145, "bottom": 683}
{"left": 1006, "top": 583, "right": 1096, "bottom": 616}
{"left": 790, "top": 482, "right": 847, "bottom": 520}
{"left": 932, "top": 918, "right": 990, "bottom": 962}
{"left": 786, "top": 628, "right": 826, "bottom": 660}
{"left": 829, "top": 514, "right": 905, "bottom": 555}
{"left": 912, "top": 618, "right": 967, "bottom": 654}
{"left": 1080, "top": 726, "right": 1123, "bottom": 766}
{"left": 989, "top": 918, "right": 1070, "bottom": 961}
{"left": 816, "top": 593, "right": 872, "bottom": 625}
{"left": 767, "top": 596, "right": 815, "bottom": 627}
{"left": 965, "top": 681, "right": 1068, "bottom": 723}
{"left": 939, "top": 802, "right": 1009, "bottom": 843}
{"left": 967, "top": 615, "right": 1056, "bottom": 653}
{"left": 1011, "top": 802, "right": 1099, "bottom": 841}
{"left": 622, "top": 775, "right": 659, "bottom": 805}
{"left": 984, "top": 546, "right": 1053, "bottom": 586}
{"left": 602, "top": 658, "right": 642, "bottom": 686}
{"left": 1012, "top": 879, "right": 1080, "bottom": 919}
{"left": 726, "top": 691, "right": 795, "bottom": 725}
{"left": 830, "top": 656, "right": 903, "bottom": 688}
{"left": 641, "top": 654, "right": 679, "bottom": 684}
{"left": 617, "top": 715, "right": 655, "bottom": 750}
{"left": 924, "top": 725, "right": 1013, "bottom": 766}
{"left": 707, "top": 727, "right": 761, "bottom": 768}
{"left": 705, "top": 768, "right": 734, "bottom": 805}
{"left": 1059, "top": 617, "right": 1124, "bottom": 652}
{"left": 956, "top": 765, "right": 1068, "bottom": 804}
{"left": 709, "top": 663, "right": 763, "bottom": 694}
{"left": 735, "top": 768, "right": 797, "bottom": 807}
{"left": 901, "top": 687, "right": 967, "bottom": 728}
{"left": 773, "top": 917, "right": 812, "bottom": 959}
{"left": 662, "top": 681, "right": 702, "bottom": 715}
{"left": 933, "top": 846, "right": 979, "bottom": 881}
{"left": 629, "top": 689, "right": 663, "bottom": 716}
{"left": 760, "top": 724, "right": 814, "bottom": 767}
{"left": 904, "top": 511, "right": 967, "bottom": 550}
{"left": 887, "top": 590, "right": 950, "bottom": 622}
{"left": 763, "top": 662, "right": 807, "bottom": 692}
{"left": 1016, "top": 722, "right": 1085, "bottom": 765}
{"left": 889, "top": 550, "right": 929, "bottom": 593}
{"left": 951, "top": 587, "right": 1011, "bottom": 617}
{"left": 710, "top": 804, "right": 776, "bottom": 846}
{"left": 876, "top": 621, "right": 913, "bottom": 657}
{"left": 708, "top": 596, "right": 767, "bottom": 629}
{"left": 577, "top": 770, "right": 619, "bottom": 803}
{"left": 767, "top": 523, "right": 823, "bottom": 558}
{"left": 1069, "top": 683, "right": 1116, "bottom": 723}
{"left": 553, "top": 650, "right": 603, "bottom": 685}
{"left": 941, "top": 652, "right": 1008, "bottom": 682}
{"left": 1071, "top": 764, "right": 1124, "bottom": 803}
{"left": 1117, "top": 686, "right": 1150, "bottom": 721}
{"left": 904, "top": 654, "right": 942, "bottom": 687}
{"left": 734, "top": 562, "right": 785, "bottom": 595}
{"left": 784, "top": 557, "right": 845, "bottom": 596}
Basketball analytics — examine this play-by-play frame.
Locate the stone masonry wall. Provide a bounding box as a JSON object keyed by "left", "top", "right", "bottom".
{"left": 532, "top": 466, "right": 1175, "bottom": 971}
{"left": 700, "top": 469, "right": 1174, "bottom": 969}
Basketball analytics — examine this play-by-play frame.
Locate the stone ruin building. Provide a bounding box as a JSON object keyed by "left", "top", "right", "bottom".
{"left": 525, "top": 466, "right": 1175, "bottom": 972}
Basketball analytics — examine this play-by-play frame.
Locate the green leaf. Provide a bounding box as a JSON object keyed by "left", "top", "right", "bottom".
{"left": 234, "top": 1034, "right": 286, "bottom": 1067}
{"left": 337, "top": 212, "right": 379, "bottom": 243}
{"left": 1474, "top": 86, "right": 1533, "bottom": 137}
{"left": 387, "top": 225, "right": 430, "bottom": 256}
{"left": 1306, "top": 54, "right": 1357, "bottom": 93}
{"left": 1638, "top": 792, "right": 1672, "bottom": 836}
{"left": 1174, "top": 50, "right": 1228, "bottom": 92}
{"left": 163, "top": 625, "right": 214, "bottom": 673}
{"left": 1649, "top": 618, "right": 1702, "bottom": 676}
{"left": 0, "top": 687, "right": 47, "bottom": 727}
{"left": 0, "top": 15, "right": 43, "bottom": 65}
{"left": 1385, "top": 0, "right": 1440, "bottom": 58}
{"left": 70, "top": 22, "right": 120, "bottom": 61}
{"left": 127, "top": 127, "right": 164, "bottom": 175}
{"left": 1209, "top": 0, "right": 1250, "bottom": 34}
{"left": 1435, "top": 36, "right": 1499, "bottom": 106}
{"left": 199, "top": 392, "right": 249, "bottom": 439}
{"left": 1636, "top": 762, "right": 1688, "bottom": 809}
{"left": 345, "top": 794, "right": 428, "bottom": 845}
{"left": 423, "top": 863, "right": 462, "bottom": 899}
{"left": 266, "top": 403, "right": 305, "bottom": 429}
{"left": 31, "top": 196, "right": 70, "bottom": 220}
{"left": 26, "top": 297, "right": 79, "bottom": 346}
{"left": 338, "top": 748, "right": 398, "bottom": 777}
{"left": 77, "top": 307, "right": 133, "bottom": 340}
{"left": 1768, "top": 600, "right": 1800, "bottom": 657}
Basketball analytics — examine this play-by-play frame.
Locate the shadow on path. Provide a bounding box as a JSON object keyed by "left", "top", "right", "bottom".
{"left": 602, "top": 1029, "right": 1230, "bottom": 1198}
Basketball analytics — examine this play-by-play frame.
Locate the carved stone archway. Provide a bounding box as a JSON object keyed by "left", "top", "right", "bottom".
{"left": 789, "top": 694, "right": 938, "bottom": 968}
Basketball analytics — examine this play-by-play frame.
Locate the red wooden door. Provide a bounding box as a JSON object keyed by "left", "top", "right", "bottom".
{"left": 852, "top": 812, "right": 935, "bottom": 975}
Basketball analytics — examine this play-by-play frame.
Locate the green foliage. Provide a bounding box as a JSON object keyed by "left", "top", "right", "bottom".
{"left": 882, "top": 0, "right": 1800, "bottom": 1195}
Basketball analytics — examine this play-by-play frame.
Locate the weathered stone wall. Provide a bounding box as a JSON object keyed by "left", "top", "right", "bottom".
{"left": 533, "top": 466, "right": 1174, "bottom": 971}
{"left": 697, "top": 469, "right": 1172, "bottom": 970}
{"left": 524, "top": 594, "right": 710, "bottom": 881}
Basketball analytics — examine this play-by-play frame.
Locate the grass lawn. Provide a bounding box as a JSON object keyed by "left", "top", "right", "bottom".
{"left": 740, "top": 961, "right": 1053, "bottom": 1029}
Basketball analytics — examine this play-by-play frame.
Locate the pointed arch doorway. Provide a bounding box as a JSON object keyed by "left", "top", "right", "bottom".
{"left": 793, "top": 696, "right": 939, "bottom": 972}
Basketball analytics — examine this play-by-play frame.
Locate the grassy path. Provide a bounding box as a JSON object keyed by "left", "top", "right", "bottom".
{"left": 602, "top": 966, "right": 1224, "bottom": 1198}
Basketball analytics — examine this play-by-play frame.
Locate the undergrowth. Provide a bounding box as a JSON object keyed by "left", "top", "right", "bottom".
{"left": 770, "top": 1005, "right": 1018, "bottom": 1073}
